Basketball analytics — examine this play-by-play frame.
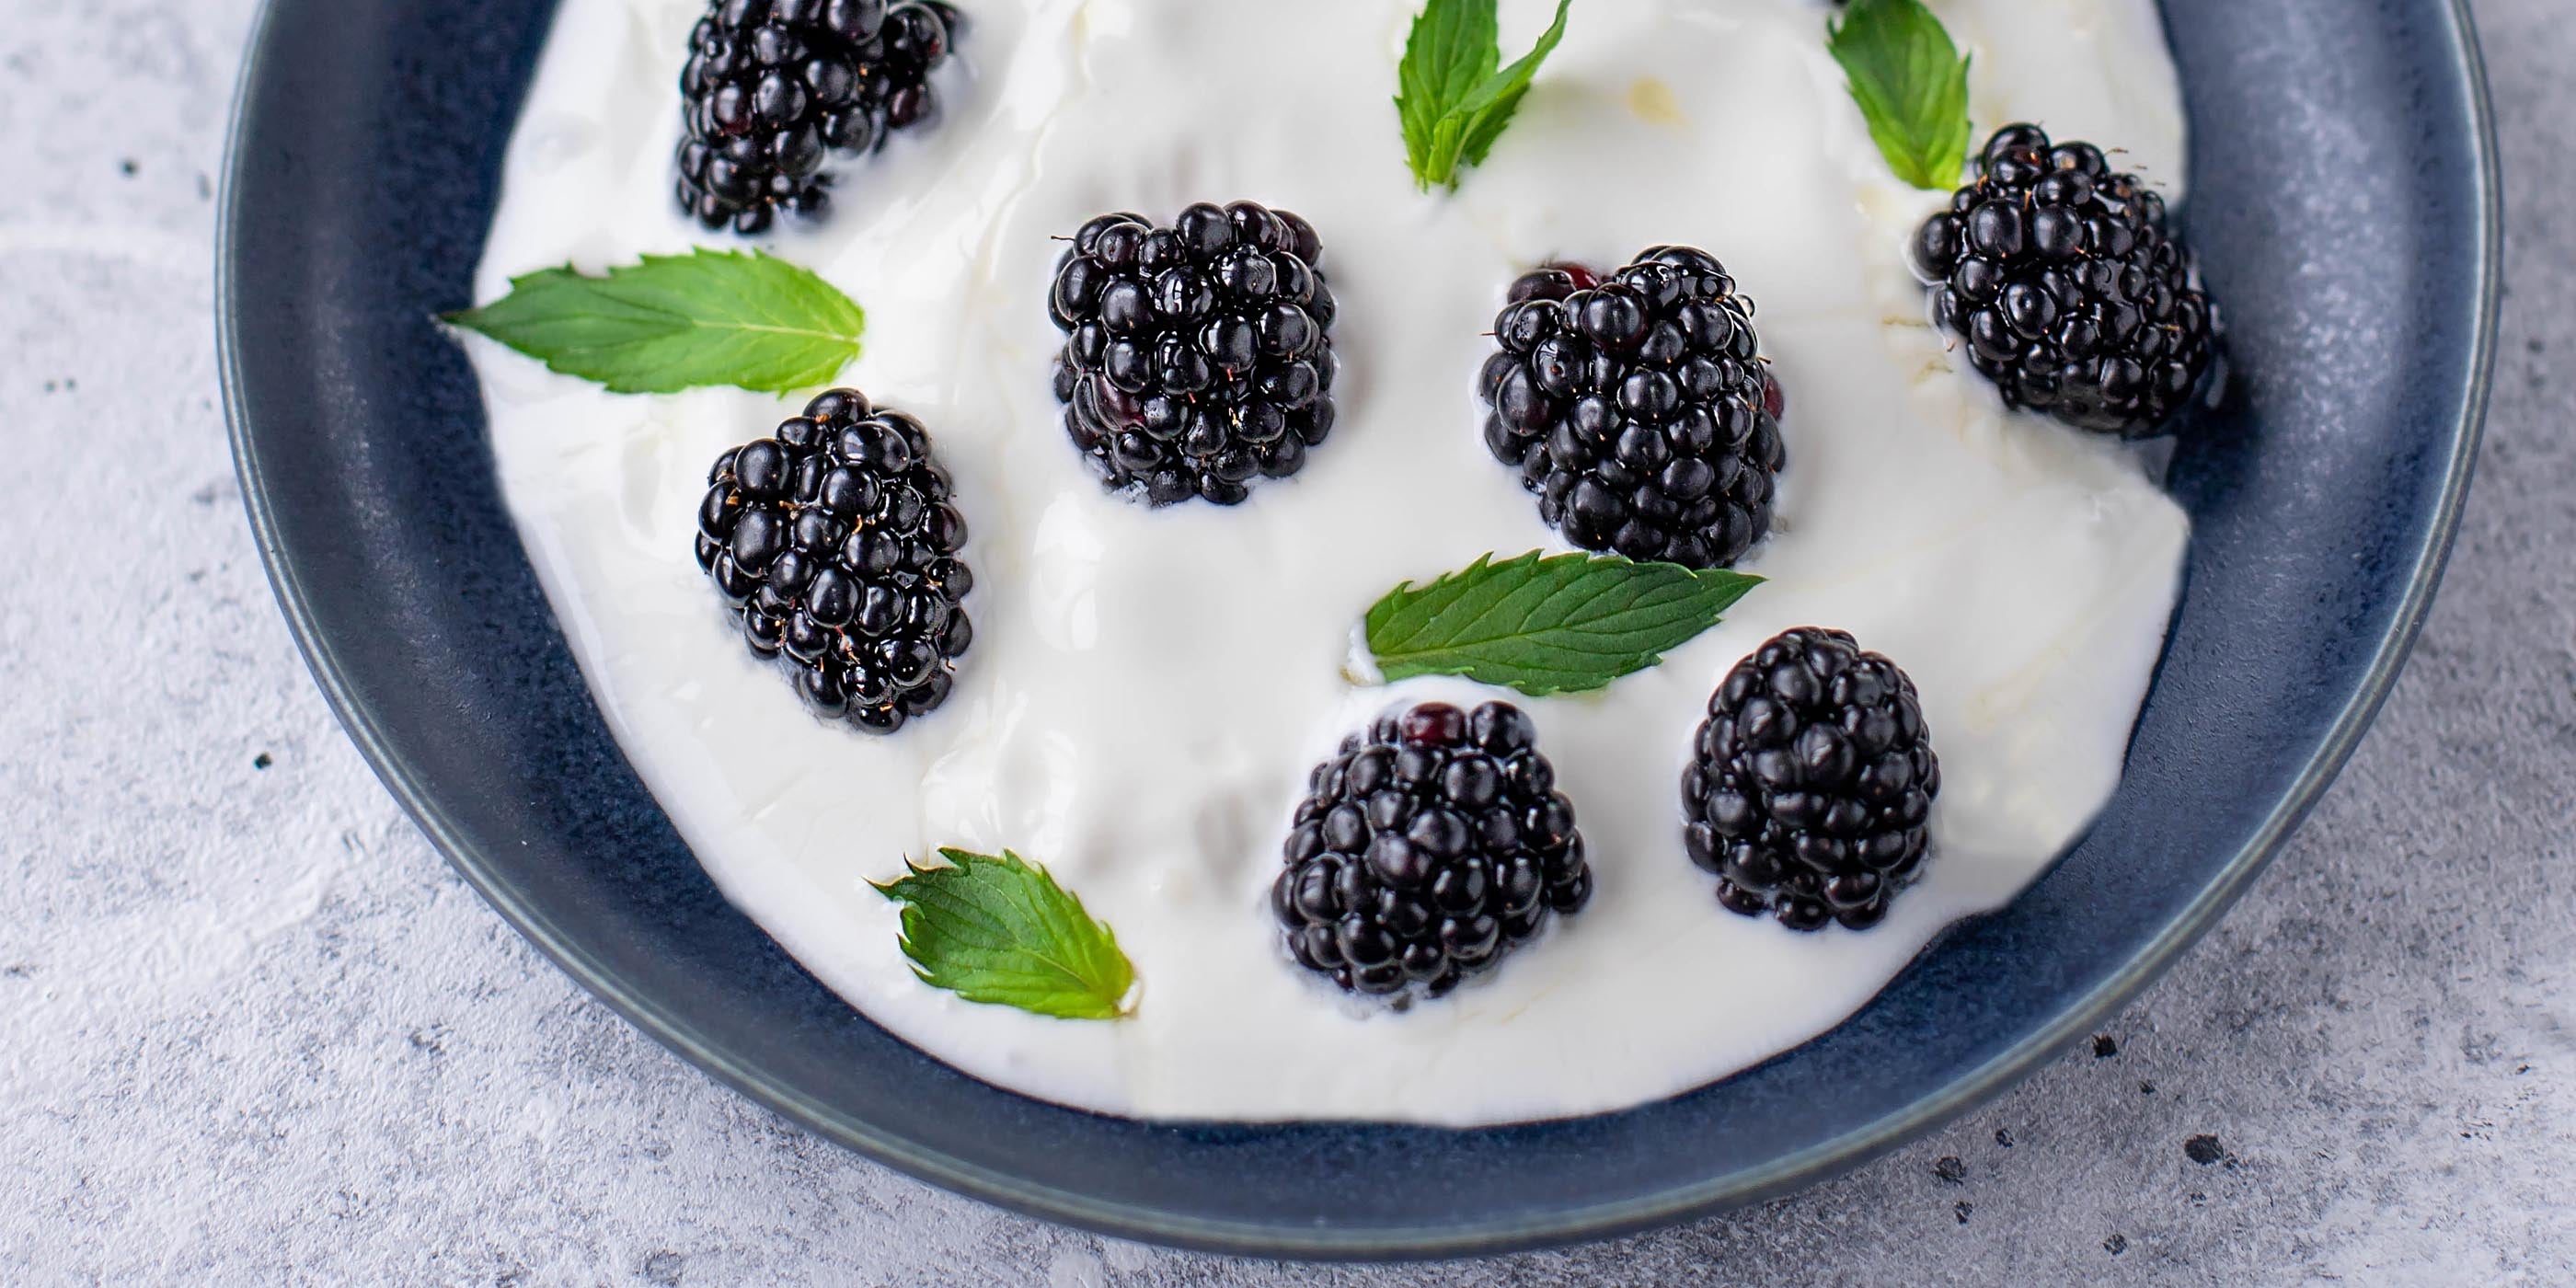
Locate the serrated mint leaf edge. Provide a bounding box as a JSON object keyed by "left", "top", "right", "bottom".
{"left": 446, "top": 249, "right": 862, "bottom": 394}
{"left": 1367, "top": 552, "right": 1758, "bottom": 655}
{"left": 875, "top": 850, "right": 1135, "bottom": 1020}
{"left": 878, "top": 849, "right": 1135, "bottom": 1018}
{"left": 1363, "top": 551, "right": 1763, "bottom": 696}
{"left": 1397, "top": 0, "right": 1573, "bottom": 191}
{"left": 1397, "top": 0, "right": 1501, "bottom": 180}
{"left": 444, "top": 247, "right": 865, "bottom": 396}
{"left": 1827, "top": 0, "right": 1973, "bottom": 191}
{"left": 1451, "top": 0, "right": 1572, "bottom": 173}
{"left": 872, "top": 849, "right": 1138, "bottom": 1021}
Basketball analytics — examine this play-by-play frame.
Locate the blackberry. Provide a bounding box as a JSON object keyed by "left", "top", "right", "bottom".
{"left": 1478, "top": 247, "right": 1786, "bottom": 570}
{"left": 1048, "top": 202, "right": 1340, "bottom": 506}
{"left": 1682, "top": 627, "right": 1938, "bottom": 931}
{"left": 1912, "top": 123, "right": 2218, "bottom": 436}
{"left": 674, "top": 0, "right": 959, "bottom": 236}
{"left": 1271, "top": 701, "right": 1590, "bottom": 999}
{"left": 694, "top": 388, "right": 974, "bottom": 732}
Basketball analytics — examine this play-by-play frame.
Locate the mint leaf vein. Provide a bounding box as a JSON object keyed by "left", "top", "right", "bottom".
{"left": 1397, "top": 0, "right": 1574, "bottom": 192}
{"left": 445, "top": 247, "right": 865, "bottom": 395}
{"left": 1364, "top": 551, "right": 1762, "bottom": 696}
{"left": 873, "top": 849, "right": 1137, "bottom": 1021}
{"left": 1827, "top": 0, "right": 1973, "bottom": 191}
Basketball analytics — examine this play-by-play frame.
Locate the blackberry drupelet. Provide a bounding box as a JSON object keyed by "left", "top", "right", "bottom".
{"left": 1478, "top": 247, "right": 1786, "bottom": 570}
{"left": 1048, "top": 202, "right": 1340, "bottom": 506}
{"left": 1912, "top": 122, "right": 2218, "bottom": 436}
{"left": 1271, "top": 701, "right": 1590, "bottom": 999}
{"left": 695, "top": 388, "right": 974, "bottom": 732}
{"left": 1682, "top": 627, "right": 1938, "bottom": 931}
{"left": 674, "top": 0, "right": 959, "bottom": 236}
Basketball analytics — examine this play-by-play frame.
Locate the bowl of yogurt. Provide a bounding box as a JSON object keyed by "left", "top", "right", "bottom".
{"left": 220, "top": 0, "right": 2498, "bottom": 1255}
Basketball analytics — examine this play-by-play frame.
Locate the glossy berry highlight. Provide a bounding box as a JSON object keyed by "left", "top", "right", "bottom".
{"left": 1912, "top": 122, "right": 2219, "bottom": 435}
{"left": 675, "top": 0, "right": 960, "bottom": 235}
{"left": 1683, "top": 627, "right": 1939, "bottom": 931}
{"left": 695, "top": 388, "right": 974, "bottom": 732}
{"left": 1478, "top": 247, "right": 1786, "bottom": 570}
{"left": 1048, "top": 201, "right": 1340, "bottom": 506}
{"left": 1273, "top": 701, "right": 1591, "bottom": 999}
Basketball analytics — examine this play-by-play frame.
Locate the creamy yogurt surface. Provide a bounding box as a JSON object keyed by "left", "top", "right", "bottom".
{"left": 466, "top": 0, "right": 2191, "bottom": 1123}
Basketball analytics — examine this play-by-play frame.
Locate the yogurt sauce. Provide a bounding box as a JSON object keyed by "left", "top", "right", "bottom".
{"left": 466, "top": 0, "right": 2191, "bottom": 1124}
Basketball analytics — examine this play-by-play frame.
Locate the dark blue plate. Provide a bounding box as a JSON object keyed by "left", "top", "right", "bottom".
{"left": 217, "top": 0, "right": 2497, "bottom": 1259}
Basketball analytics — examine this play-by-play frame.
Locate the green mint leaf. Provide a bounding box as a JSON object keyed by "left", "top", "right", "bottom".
{"left": 445, "top": 247, "right": 864, "bottom": 395}
{"left": 1453, "top": 0, "right": 1572, "bottom": 171}
{"left": 873, "top": 849, "right": 1138, "bottom": 1021}
{"left": 1397, "top": 0, "right": 1500, "bottom": 182}
{"left": 1396, "top": 0, "right": 1574, "bottom": 191}
{"left": 1363, "top": 551, "right": 1762, "bottom": 697}
{"left": 1826, "top": 0, "right": 1972, "bottom": 190}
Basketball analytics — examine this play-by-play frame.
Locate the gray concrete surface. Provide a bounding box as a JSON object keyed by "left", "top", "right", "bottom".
{"left": 2, "top": 0, "right": 2569, "bottom": 1282}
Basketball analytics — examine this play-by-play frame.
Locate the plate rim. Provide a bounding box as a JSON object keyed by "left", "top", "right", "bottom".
{"left": 214, "top": 0, "right": 2501, "bottom": 1259}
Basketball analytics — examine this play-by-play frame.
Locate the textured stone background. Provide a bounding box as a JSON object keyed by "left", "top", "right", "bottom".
{"left": 2, "top": 0, "right": 2569, "bottom": 1282}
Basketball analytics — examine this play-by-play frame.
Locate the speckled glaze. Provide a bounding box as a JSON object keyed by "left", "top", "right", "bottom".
{"left": 218, "top": 0, "right": 2497, "bottom": 1259}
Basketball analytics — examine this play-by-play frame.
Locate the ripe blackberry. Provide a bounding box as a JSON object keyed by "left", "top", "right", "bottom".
{"left": 1048, "top": 202, "right": 1340, "bottom": 506}
{"left": 1478, "top": 247, "right": 1786, "bottom": 570}
{"left": 1271, "top": 701, "right": 1590, "bottom": 1000}
{"left": 674, "top": 0, "right": 959, "bottom": 236}
{"left": 1682, "top": 627, "right": 1938, "bottom": 931}
{"left": 1912, "top": 123, "right": 2218, "bottom": 436}
{"left": 694, "top": 388, "right": 974, "bottom": 732}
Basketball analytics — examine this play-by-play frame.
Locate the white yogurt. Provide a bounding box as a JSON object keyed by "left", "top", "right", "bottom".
{"left": 465, "top": 0, "right": 2191, "bottom": 1123}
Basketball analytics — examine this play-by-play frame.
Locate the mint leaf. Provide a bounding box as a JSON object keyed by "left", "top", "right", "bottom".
{"left": 1826, "top": 0, "right": 1972, "bottom": 190}
{"left": 1397, "top": 0, "right": 1574, "bottom": 191}
{"left": 446, "top": 247, "right": 864, "bottom": 395}
{"left": 1397, "top": 0, "right": 1500, "bottom": 178}
{"left": 873, "top": 849, "right": 1138, "bottom": 1021}
{"left": 1364, "top": 551, "right": 1762, "bottom": 696}
{"left": 1452, "top": 0, "right": 1572, "bottom": 171}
